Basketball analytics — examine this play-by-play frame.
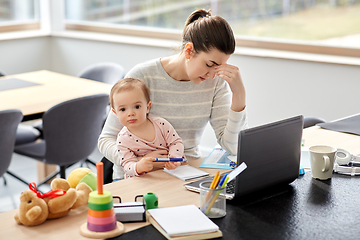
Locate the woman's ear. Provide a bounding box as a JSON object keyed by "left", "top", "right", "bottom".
{"left": 184, "top": 42, "right": 194, "bottom": 60}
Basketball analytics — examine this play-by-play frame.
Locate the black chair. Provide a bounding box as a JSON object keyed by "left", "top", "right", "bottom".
{"left": 303, "top": 116, "right": 326, "bottom": 128}
{"left": 33, "top": 63, "right": 125, "bottom": 167}
{"left": 0, "top": 70, "right": 41, "bottom": 146}
{"left": 0, "top": 109, "right": 24, "bottom": 185}
{"left": 77, "top": 62, "right": 125, "bottom": 85}
{"left": 13, "top": 94, "right": 109, "bottom": 187}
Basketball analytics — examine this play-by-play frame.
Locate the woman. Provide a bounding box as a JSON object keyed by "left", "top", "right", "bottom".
{"left": 98, "top": 9, "right": 248, "bottom": 181}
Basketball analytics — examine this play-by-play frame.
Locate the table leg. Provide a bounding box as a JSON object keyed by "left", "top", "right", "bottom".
{"left": 37, "top": 162, "right": 57, "bottom": 183}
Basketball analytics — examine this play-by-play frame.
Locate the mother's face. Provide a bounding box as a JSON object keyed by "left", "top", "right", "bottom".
{"left": 185, "top": 44, "right": 231, "bottom": 84}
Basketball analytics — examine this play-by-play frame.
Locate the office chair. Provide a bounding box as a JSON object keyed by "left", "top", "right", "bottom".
{"left": 77, "top": 62, "right": 125, "bottom": 85}
{"left": 33, "top": 62, "right": 125, "bottom": 167}
{"left": 303, "top": 116, "right": 326, "bottom": 128}
{"left": 0, "top": 71, "right": 41, "bottom": 146}
{"left": 0, "top": 109, "right": 25, "bottom": 186}
{"left": 14, "top": 94, "right": 109, "bottom": 187}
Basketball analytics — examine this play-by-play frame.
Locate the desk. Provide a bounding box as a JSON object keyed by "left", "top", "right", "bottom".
{"left": 0, "top": 70, "right": 112, "bottom": 121}
{"left": 1, "top": 125, "right": 360, "bottom": 239}
{"left": 0, "top": 70, "right": 112, "bottom": 180}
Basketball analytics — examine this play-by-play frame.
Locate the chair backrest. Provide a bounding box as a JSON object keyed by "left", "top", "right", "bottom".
{"left": 303, "top": 116, "right": 326, "bottom": 128}
{"left": 42, "top": 94, "right": 109, "bottom": 166}
{"left": 0, "top": 109, "right": 23, "bottom": 177}
{"left": 77, "top": 62, "right": 125, "bottom": 85}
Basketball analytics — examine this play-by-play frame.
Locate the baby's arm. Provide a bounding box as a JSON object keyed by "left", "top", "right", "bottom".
{"left": 161, "top": 118, "right": 184, "bottom": 170}
{"left": 163, "top": 121, "right": 184, "bottom": 158}
{"left": 136, "top": 157, "right": 155, "bottom": 174}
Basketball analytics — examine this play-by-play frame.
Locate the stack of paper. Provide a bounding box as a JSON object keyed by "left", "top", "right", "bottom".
{"left": 148, "top": 205, "right": 222, "bottom": 239}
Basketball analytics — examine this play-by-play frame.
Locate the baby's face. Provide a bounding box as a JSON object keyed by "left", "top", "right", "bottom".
{"left": 112, "top": 87, "right": 151, "bottom": 130}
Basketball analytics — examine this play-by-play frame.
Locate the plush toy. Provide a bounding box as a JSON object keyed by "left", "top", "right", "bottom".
{"left": 14, "top": 171, "right": 93, "bottom": 226}
{"left": 67, "top": 167, "right": 97, "bottom": 191}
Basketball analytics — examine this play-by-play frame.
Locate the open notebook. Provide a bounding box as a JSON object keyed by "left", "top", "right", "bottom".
{"left": 148, "top": 205, "right": 222, "bottom": 239}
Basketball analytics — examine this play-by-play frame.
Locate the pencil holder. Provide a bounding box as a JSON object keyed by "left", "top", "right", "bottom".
{"left": 199, "top": 181, "right": 226, "bottom": 218}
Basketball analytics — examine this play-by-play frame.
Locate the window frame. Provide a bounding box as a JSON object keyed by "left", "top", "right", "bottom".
{"left": 1, "top": 0, "right": 359, "bottom": 59}
{"left": 0, "top": 21, "right": 40, "bottom": 33}
{"left": 65, "top": 21, "right": 360, "bottom": 58}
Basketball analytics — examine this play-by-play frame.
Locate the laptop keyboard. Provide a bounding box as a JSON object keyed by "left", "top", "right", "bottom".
{"left": 226, "top": 179, "right": 235, "bottom": 194}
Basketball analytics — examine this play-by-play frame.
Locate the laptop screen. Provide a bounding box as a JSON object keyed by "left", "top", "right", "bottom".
{"left": 235, "top": 115, "right": 304, "bottom": 197}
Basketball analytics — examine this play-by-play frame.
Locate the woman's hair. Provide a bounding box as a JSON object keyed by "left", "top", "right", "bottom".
{"left": 110, "top": 78, "right": 150, "bottom": 109}
{"left": 182, "top": 9, "right": 235, "bottom": 55}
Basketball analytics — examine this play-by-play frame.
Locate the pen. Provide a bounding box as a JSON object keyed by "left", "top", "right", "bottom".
{"left": 210, "top": 172, "right": 220, "bottom": 189}
{"left": 153, "top": 158, "right": 186, "bottom": 162}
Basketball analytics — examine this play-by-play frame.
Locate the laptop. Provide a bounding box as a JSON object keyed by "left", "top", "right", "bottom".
{"left": 184, "top": 115, "right": 304, "bottom": 200}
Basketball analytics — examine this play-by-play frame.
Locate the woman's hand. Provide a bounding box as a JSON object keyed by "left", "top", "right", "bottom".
{"left": 215, "top": 64, "right": 246, "bottom": 112}
{"left": 136, "top": 157, "right": 155, "bottom": 174}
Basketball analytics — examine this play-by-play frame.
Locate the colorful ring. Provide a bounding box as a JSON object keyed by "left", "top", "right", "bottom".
{"left": 87, "top": 215, "right": 116, "bottom": 225}
{"left": 88, "top": 200, "right": 113, "bottom": 211}
{"left": 87, "top": 222, "right": 117, "bottom": 232}
{"left": 88, "top": 208, "right": 114, "bottom": 218}
{"left": 88, "top": 191, "right": 112, "bottom": 204}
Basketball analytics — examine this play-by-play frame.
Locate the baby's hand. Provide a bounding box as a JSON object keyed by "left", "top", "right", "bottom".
{"left": 143, "top": 150, "right": 168, "bottom": 170}
{"left": 164, "top": 161, "right": 181, "bottom": 170}
{"left": 136, "top": 157, "right": 155, "bottom": 174}
{"left": 164, "top": 155, "right": 181, "bottom": 170}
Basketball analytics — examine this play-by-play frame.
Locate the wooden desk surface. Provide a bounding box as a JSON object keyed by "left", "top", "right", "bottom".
{"left": 303, "top": 125, "right": 360, "bottom": 155}
{"left": 0, "top": 158, "right": 224, "bottom": 240}
{"left": 1, "top": 125, "right": 360, "bottom": 239}
{"left": 0, "top": 70, "right": 112, "bottom": 117}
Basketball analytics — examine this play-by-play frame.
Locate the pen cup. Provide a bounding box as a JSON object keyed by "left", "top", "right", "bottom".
{"left": 199, "top": 181, "right": 226, "bottom": 218}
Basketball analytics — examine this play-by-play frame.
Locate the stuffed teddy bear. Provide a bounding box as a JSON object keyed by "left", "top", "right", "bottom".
{"left": 14, "top": 177, "right": 92, "bottom": 226}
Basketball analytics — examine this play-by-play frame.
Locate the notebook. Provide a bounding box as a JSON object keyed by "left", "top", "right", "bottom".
{"left": 147, "top": 205, "right": 222, "bottom": 239}
{"left": 184, "top": 115, "right": 304, "bottom": 199}
{"left": 163, "top": 165, "right": 209, "bottom": 181}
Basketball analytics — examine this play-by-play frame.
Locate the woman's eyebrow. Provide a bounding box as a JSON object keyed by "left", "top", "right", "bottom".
{"left": 210, "top": 60, "right": 219, "bottom": 66}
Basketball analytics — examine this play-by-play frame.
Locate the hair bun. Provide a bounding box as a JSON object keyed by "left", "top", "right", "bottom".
{"left": 185, "top": 9, "right": 212, "bottom": 26}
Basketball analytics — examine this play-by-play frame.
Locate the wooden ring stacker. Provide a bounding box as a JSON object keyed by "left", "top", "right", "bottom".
{"left": 80, "top": 162, "right": 124, "bottom": 238}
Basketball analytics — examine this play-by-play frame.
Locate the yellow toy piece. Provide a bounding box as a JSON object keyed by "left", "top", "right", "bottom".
{"left": 67, "top": 167, "right": 97, "bottom": 191}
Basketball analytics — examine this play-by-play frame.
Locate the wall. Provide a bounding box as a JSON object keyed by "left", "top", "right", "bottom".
{"left": 49, "top": 36, "right": 360, "bottom": 126}
{"left": 1, "top": 36, "right": 359, "bottom": 155}
{"left": 0, "top": 37, "right": 51, "bottom": 75}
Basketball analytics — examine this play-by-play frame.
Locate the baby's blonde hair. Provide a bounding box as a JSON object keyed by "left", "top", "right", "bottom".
{"left": 110, "top": 78, "right": 150, "bottom": 109}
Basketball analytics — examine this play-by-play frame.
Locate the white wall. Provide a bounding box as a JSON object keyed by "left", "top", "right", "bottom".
{"left": 1, "top": 36, "right": 359, "bottom": 155}
{"left": 0, "top": 37, "right": 51, "bottom": 75}
{"left": 48, "top": 36, "right": 360, "bottom": 126}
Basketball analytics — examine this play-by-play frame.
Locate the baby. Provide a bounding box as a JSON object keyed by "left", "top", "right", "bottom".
{"left": 110, "top": 78, "right": 184, "bottom": 178}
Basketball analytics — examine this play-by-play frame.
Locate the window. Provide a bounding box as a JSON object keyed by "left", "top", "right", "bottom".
{"left": 0, "top": 0, "right": 40, "bottom": 33}
{"left": 64, "top": 0, "right": 360, "bottom": 57}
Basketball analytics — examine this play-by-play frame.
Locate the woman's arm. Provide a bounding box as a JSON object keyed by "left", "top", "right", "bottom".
{"left": 210, "top": 74, "right": 248, "bottom": 155}
{"left": 97, "top": 111, "right": 123, "bottom": 164}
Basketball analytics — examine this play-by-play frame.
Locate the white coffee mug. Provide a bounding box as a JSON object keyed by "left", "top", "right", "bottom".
{"left": 309, "top": 145, "right": 337, "bottom": 180}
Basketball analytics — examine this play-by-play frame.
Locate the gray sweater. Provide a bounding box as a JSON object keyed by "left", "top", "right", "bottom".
{"left": 98, "top": 58, "right": 248, "bottom": 179}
